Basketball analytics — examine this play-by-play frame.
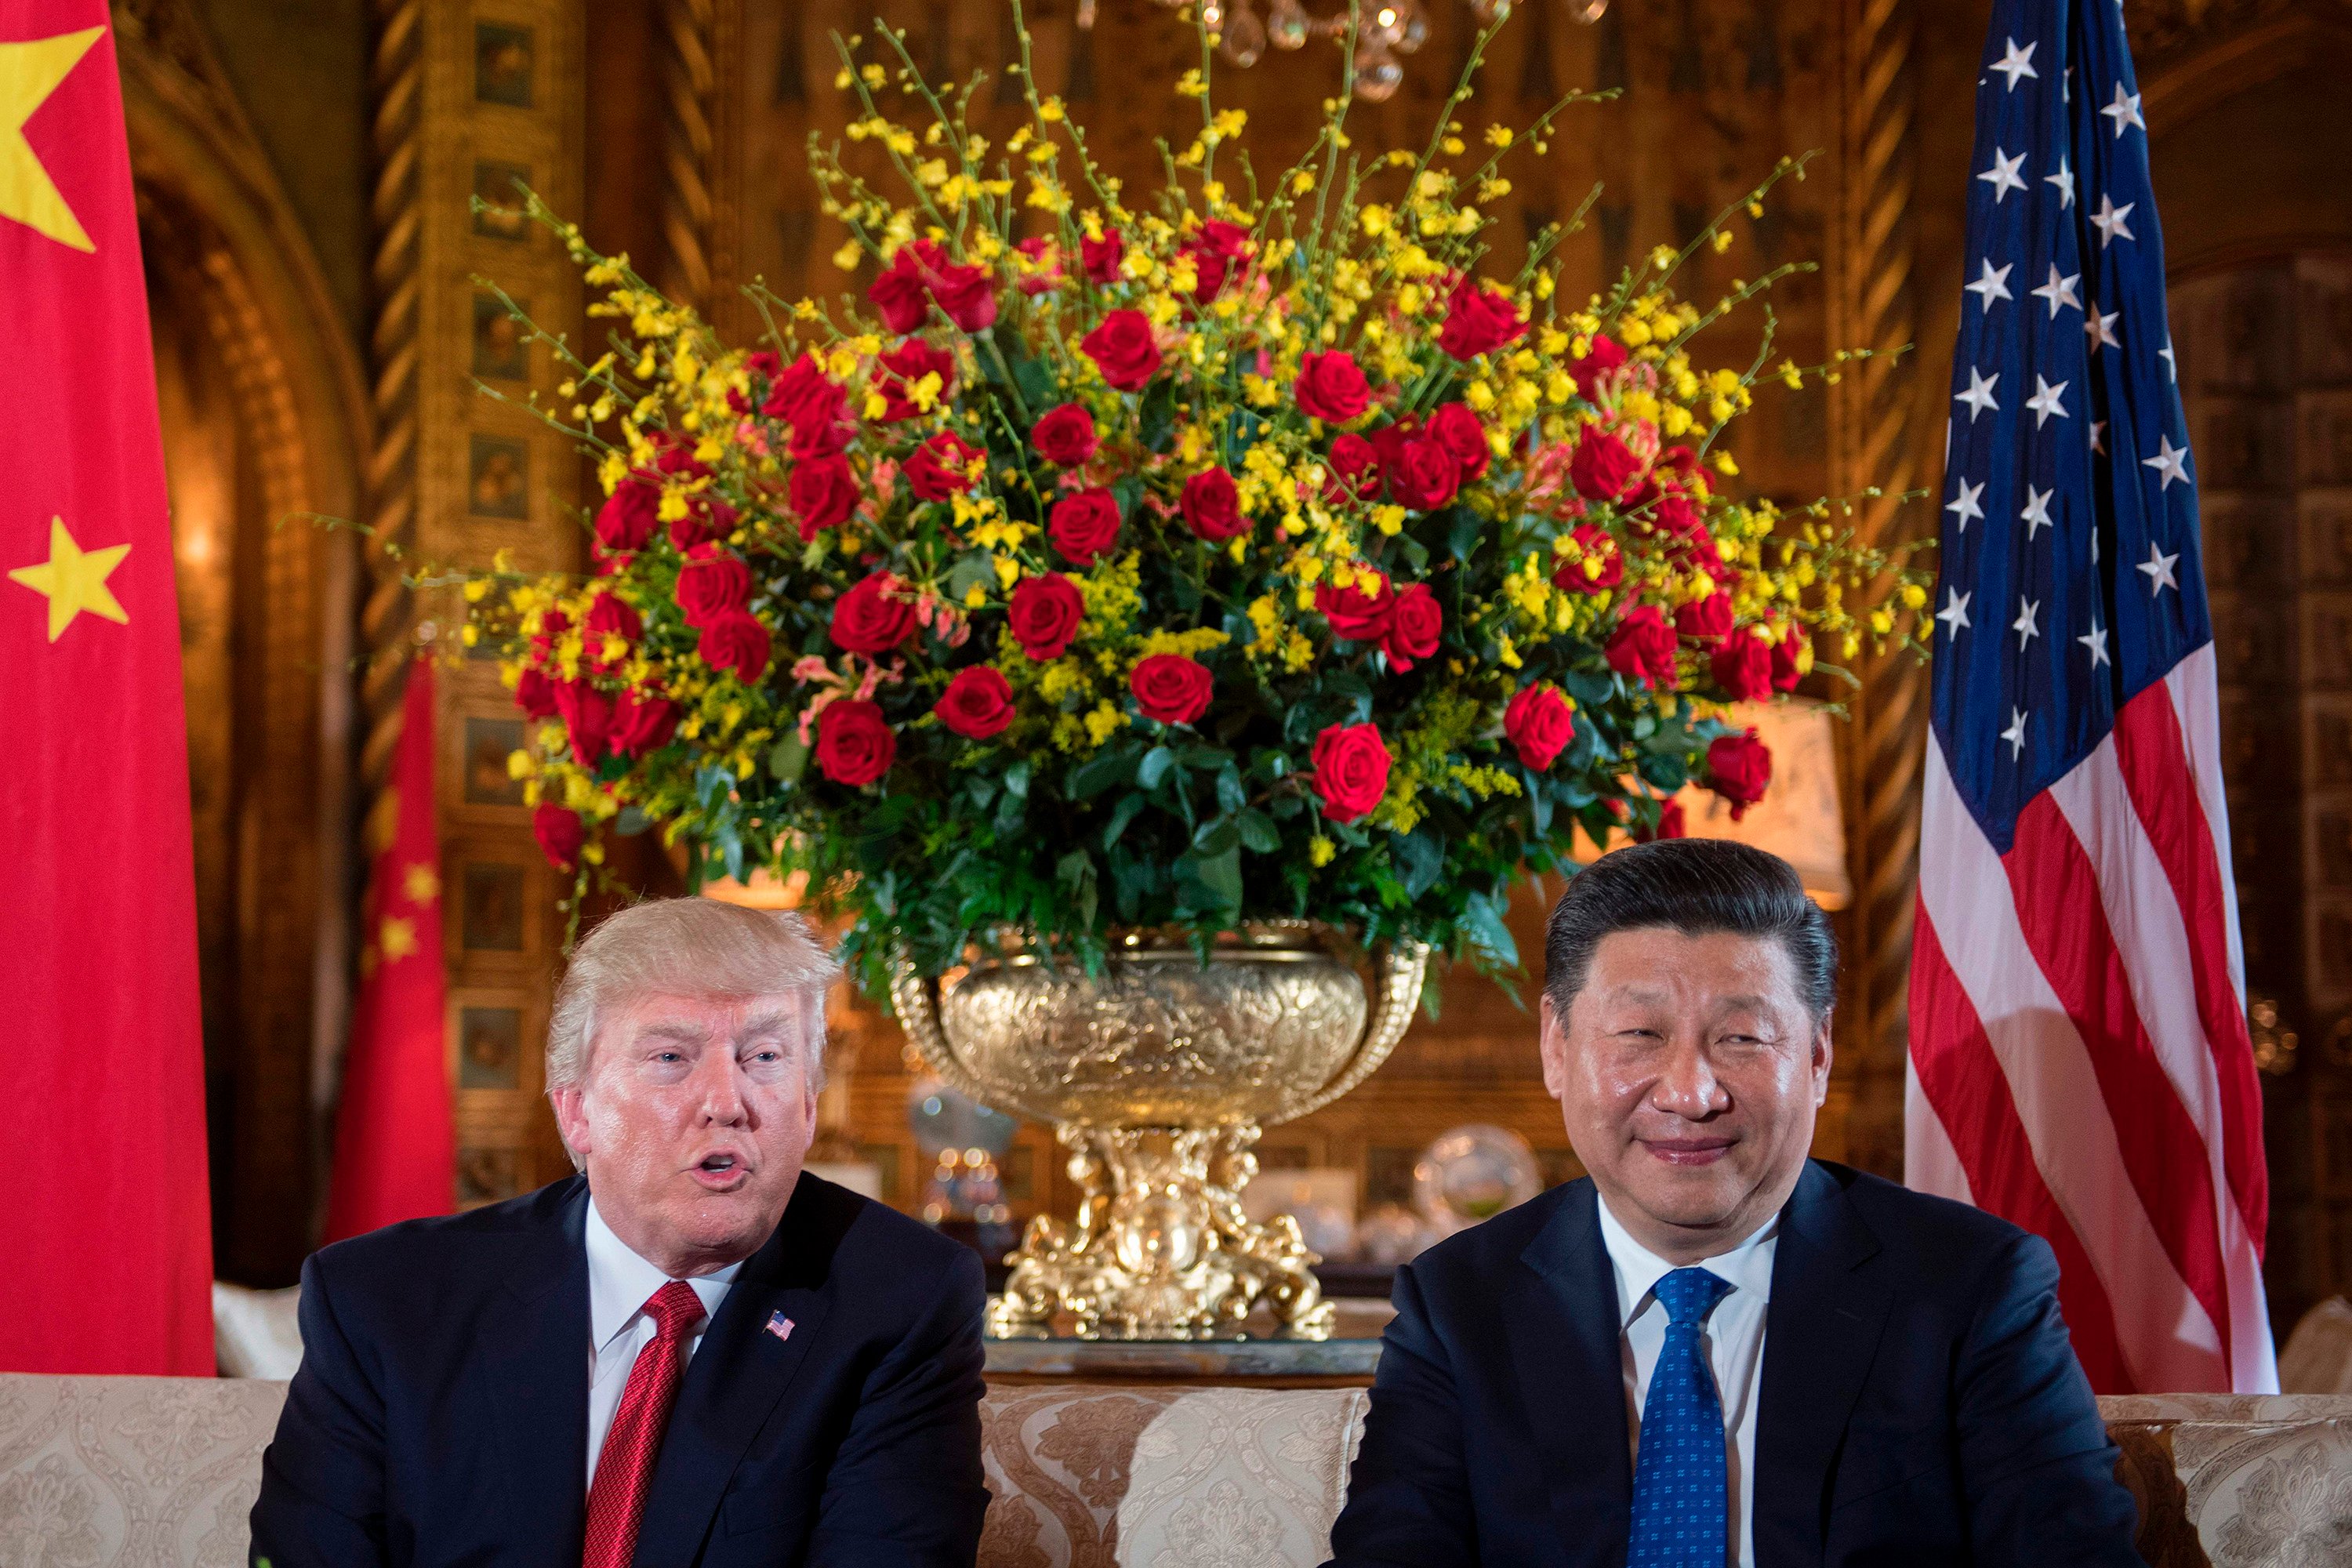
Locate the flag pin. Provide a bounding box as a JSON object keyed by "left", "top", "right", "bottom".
{"left": 765, "top": 1312, "right": 794, "bottom": 1342}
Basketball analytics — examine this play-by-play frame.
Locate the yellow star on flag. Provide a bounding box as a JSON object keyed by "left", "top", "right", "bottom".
{"left": 401, "top": 862, "right": 441, "bottom": 905}
{"left": 9, "top": 516, "right": 129, "bottom": 641}
{"left": 0, "top": 27, "right": 104, "bottom": 252}
{"left": 379, "top": 915, "right": 419, "bottom": 963}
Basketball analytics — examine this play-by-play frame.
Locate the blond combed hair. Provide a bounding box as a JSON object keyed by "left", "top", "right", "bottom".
{"left": 546, "top": 898, "right": 842, "bottom": 1102}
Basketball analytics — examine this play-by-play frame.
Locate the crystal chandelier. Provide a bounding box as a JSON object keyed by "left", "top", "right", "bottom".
{"left": 1076, "top": 0, "right": 1613, "bottom": 103}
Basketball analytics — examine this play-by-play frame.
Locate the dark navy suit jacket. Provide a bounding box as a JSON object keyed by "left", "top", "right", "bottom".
{"left": 249, "top": 1171, "right": 988, "bottom": 1568}
{"left": 1327, "top": 1161, "right": 2142, "bottom": 1566}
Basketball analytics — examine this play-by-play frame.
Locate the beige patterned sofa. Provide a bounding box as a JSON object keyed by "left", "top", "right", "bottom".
{"left": 2, "top": 1374, "right": 2346, "bottom": 1566}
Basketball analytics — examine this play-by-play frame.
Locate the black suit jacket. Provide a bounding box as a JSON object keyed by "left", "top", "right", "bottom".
{"left": 1327, "top": 1161, "right": 2140, "bottom": 1566}
{"left": 249, "top": 1172, "right": 989, "bottom": 1568}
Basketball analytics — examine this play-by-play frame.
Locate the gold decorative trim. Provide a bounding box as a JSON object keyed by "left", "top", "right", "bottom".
{"left": 361, "top": 0, "right": 423, "bottom": 800}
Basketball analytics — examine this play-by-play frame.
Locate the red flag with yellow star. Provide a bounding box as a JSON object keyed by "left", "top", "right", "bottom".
{"left": 323, "top": 657, "right": 453, "bottom": 1242}
{"left": 0, "top": 6, "right": 213, "bottom": 1373}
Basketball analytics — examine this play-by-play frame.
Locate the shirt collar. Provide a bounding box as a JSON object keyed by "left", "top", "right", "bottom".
{"left": 585, "top": 1193, "right": 744, "bottom": 1356}
{"left": 1594, "top": 1189, "right": 1778, "bottom": 1330}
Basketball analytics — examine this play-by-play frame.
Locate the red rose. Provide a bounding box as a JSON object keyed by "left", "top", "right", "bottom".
{"left": 1504, "top": 684, "right": 1577, "bottom": 771}
{"left": 1675, "top": 592, "right": 1734, "bottom": 643}
{"left": 905, "top": 432, "right": 982, "bottom": 502}
{"left": 1323, "top": 434, "right": 1382, "bottom": 503}
{"left": 593, "top": 477, "right": 659, "bottom": 554}
{"left": 1181, "top": 466, "right": 1248, "bottom": 541}
{"left": 1769, "top": 626, "right": 1806, "bottom": 692}
{"left": 584, "top": 593, "right": 641, "bottom": 645}
{"left": 875, "top": 338, "right": 955, "bottom": 422}
{"left": 1385, "top": 436, "right": 1461, "bottom": 511}
{"left": 514, "top": 666, "right": 559, "bottom": 719}
{"left": 1007, "top": 572, "right": 1084, "bottom": 660}
{"left": 650, "top": 434, "right": 708, "bottom": 481}
{"left": 1606, "top": 604, "right": 1680, "bottom": 689}
{"left": 1081, "top": 309, "right": 1161, "bottom": 391}
{"left": 869, "top": 255, "right": 931, "bottom": 333}
{"left": 1710, "top": 625, "right": 1775, "bottom": 702}
{"left": 554, "top": 681, "right": 614, "bottom": 766}
{"left": 1030, "top": 404, "right": 1098, "bottom": 466}
{"left": 612, "top": 691, "right": 680, "bottom": 759}
{"left": 1310, "top": 722, "right": 1392, "bottom": 822}
{"left": 816, "top": 698, "right": 897, "bottom": 786}
{"left": 926, "top": 259, "right": 999, "bottom": 333}
{"left": 532, "top": 803, "right": 586, "bottom": 870}
{"left": 1316, "top": 575, "right": 1395, "bottom": 642}
{"left": 760, "top": 355, "right": 844, "bottom": 430}
{"left": 1423, "top": 401, "right": 1490, "bottom": 481}
{"left": 1048, "top": 488, "right": 1123, "bottom": 566}
{"left": 1707, "top": 728, "right": 1773, "bottom": 820}
{"left": 1080, "top": 227, "right": 1124, "bottom": 284}
{"left": 1437, "top": 278, "right": 1526, "bottom": 361}
{"left": 1179, "top": 220, "right": 1251, "bottom": 302}
{"left": 1368, "top": 416, "right": 1417, "bottom": 474}
{"left": 1633, "top": 797, "right": 1687, "bottom": 843}
{"left": 1571, "top": 333, "right": 1628, "bottom": 399}
{"left": 698, "top": 612, "right": 771, "bottom": 682}
{"left": 1384, "top": 583, "right": 1443, "bottom": 671}
{"left": 1130, "top": 653, "right": 1214, "bottom": 725}
{"left": 675, "top": 550, "right": 751, "bottom": 627}
{"left": 1552, "top": 524, "right": 1625, "bottom": 593}
{"left": 830, "top": 572, "right": 916, "bottom": 655}
{"left": 1569, "top": 426, "right": 1646, "bottom": 503}
{"left": 789, "top": 455, "right": 859, "bottom": 539}
{"left": 1293, "top": 350, "right": 1371, "bottom": 424}
{"left": 668, "top": 495, "right": 739, "bottom": 553}
{"left": 936, "top": 666, "right": 1016, "bottom": 739}
{"left": 1014, "top": 235, "right": 1062, "bottom": 296}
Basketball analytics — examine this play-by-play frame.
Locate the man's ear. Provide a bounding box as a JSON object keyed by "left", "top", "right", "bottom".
{"left": 1537, "top": 991, "right": 1570, "bottom": 1101}
{"left": 550, "top": 1084, "right": 590, "bottom": 1163}
{"left": 1809, "top": 1013, "right": 1835, "bottom": 1107}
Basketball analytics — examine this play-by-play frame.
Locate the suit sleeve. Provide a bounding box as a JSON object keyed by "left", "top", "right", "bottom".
{"left": 248, "top": 1250, "right": 390, "bottom": 1567}
{"left": 804, "top": 1243, "right": 989, "bottom": 1568}
{"left": 1322, "top": 1261, "right": 1477, "bottom": 1568}
{"left": 1953, "top": 1231, "right": 2142, "bottom": 1564}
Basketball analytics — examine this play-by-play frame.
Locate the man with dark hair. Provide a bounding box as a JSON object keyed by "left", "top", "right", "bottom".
{"left": 1325, "top": 838, "right": 2140, "bottom": 1566}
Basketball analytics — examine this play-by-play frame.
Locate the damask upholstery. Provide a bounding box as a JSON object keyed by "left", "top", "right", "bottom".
{"left": 2, "top": 1374, "right": 2348, "bottom": 1566}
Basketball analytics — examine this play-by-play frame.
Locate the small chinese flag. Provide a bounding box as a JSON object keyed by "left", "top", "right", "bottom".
{"left": 324, "top": 658, "right": 455, "bottom": 1243}
{"left": 0, "top": 8, "right": 213, "bottom": 1373}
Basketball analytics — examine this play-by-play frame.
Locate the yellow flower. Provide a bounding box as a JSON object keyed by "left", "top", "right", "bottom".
{"left": 1308, "top": 836, "right": 1335, "bottom": 868}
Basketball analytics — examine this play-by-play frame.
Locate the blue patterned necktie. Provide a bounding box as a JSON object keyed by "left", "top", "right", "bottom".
{"left": 1627, "top": 1266, "right": 1734, "bottom": 1567}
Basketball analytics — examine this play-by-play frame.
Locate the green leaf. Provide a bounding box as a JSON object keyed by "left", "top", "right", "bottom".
{"left": 1237, "top": 808, "right": 1281, "bottom": 854}
{"left": 1461, "top": 889, "right": 1519, "bottom": 968}
{"left": 946, "top": 550, "right": 996, "bottom": 603}
{"left": 767, "top": 734, "right": 811, "bottom": 785}
{"left": 1138, "top": 379, "right": 1178, "bottom": 452}
{"left": 1004, "top": 760, "right": 1032, "bottom": 800}
{"left": 1446, "top": 506, "right": 1485, "bottom": 564}
{"left": 1393, "top": 827, "right": 1445, "bottom": 899}
{"left": 1214, "top": 763, "right": 1247, "bottom": 815}
{"left": 1396, "top": 535, "right": 1430, "bottom": 574}
{"left": 615, "top": 806, "right": 651, "bottom": 837}
{"left": 1175, "top": 844, "right": 1243, "bottom": 913}
{"left": 1102, "top": 792, "right": 1149, "bottom": 848}
{"left": 1138, "top": 744, "right": 1176, "bottom": 790}
{"left": 1193, "top": 815, "right": 1241, "bottom": 856}
{"left": 1069, "top": 742, "right": 1142, "bottom": 798}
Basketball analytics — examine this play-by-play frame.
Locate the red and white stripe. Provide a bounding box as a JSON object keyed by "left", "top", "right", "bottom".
{"left": 1906, "top": 644, "right": 2275, "bottom": 1394}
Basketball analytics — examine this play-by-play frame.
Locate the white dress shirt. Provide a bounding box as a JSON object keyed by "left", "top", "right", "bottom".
{"left": 1595, "top": 1195, "right": 1778, "bottom": 1568}
{"left": 583, "top": 1196, "right": 742, "bottom": 1485}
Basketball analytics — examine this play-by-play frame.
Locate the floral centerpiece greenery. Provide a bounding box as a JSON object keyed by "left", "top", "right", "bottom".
{"left": 464, "top": 4, "right": 1930, "bottom": 1000}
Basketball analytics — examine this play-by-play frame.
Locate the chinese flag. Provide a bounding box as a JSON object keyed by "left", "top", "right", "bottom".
{"left": 323, "top": 658, "right": 454, "bottom": 1243}
{"left": 0, "top": 8, "right": 213, "bottom": 1372}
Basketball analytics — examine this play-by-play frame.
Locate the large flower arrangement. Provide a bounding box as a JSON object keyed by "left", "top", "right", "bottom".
{"left": 470, "top": 7, "right": 1929, "bottom": 996}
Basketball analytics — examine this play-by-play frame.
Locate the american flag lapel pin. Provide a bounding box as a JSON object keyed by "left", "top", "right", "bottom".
{"left": 764, "top": 1311, "right": 795, "bottom": 1342}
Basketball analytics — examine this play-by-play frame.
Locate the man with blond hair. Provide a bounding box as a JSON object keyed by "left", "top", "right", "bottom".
{"left": 252, "top": 899, "right": 989, "bottom": 1567}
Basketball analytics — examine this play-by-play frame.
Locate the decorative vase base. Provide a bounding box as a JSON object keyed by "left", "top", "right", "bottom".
{"left": 986, "top": 1122, "right": 1336, "bottom": 1341}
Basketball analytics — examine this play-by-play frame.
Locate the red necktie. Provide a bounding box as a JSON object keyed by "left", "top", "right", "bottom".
{"left": 583, "top": 1280, "right": 706, "bottom": 1568}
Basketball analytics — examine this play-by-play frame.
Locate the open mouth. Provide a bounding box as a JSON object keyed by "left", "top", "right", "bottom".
{"left": 690, "top": 1152, "right": 750, "bottom": 1189}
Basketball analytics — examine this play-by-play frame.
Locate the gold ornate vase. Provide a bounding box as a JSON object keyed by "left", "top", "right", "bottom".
{"left": 892, "top": 926, "right": 1428, "bottom": 1340}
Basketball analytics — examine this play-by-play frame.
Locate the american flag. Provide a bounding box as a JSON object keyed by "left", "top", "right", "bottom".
{"left": 1903, "top": 0, "right": 2275, "bottom": 1394}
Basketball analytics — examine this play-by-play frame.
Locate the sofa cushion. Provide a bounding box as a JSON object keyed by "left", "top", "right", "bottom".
{"left": 5, "top": 1374, "right": 2352, "bottom": 1566}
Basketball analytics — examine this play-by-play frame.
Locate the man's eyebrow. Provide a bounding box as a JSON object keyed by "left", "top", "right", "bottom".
{"left": 732, "top": 1011, "right": 797, "bottom": 1044}
{"left": 634, "top": 1020, "right": 711, "bottom": 1045}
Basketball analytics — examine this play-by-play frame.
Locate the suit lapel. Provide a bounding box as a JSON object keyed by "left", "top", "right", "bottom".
{"left": 481, "top": 1177, "right": 593, "bottom": 1568}
{"left": 1507, "top": 1180, "right": 1633, "bottom": 1566}
{"left": 627, "top": 1174, "right": 843, "bottom": 1568}
{"left": 1752, "top": 1162, "right": 1891, "bottom": 1564}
